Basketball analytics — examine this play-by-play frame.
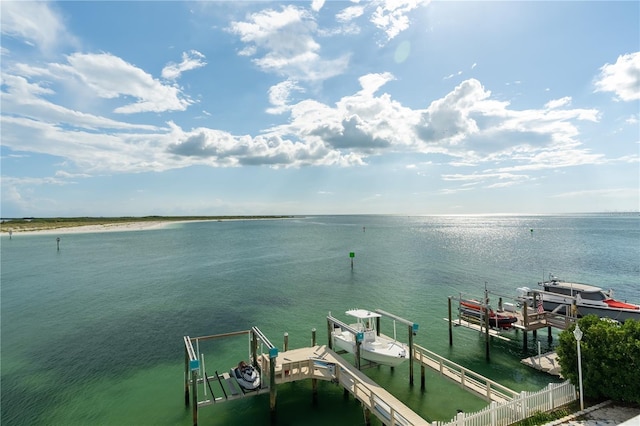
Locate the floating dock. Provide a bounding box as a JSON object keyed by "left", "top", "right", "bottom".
{"left": 520, "top": 351, "right": 562, "bottom": 377}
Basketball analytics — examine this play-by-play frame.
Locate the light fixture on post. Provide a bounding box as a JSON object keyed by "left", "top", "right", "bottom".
{"left": 573, "top": 324, "right": 584, "bottom": 411}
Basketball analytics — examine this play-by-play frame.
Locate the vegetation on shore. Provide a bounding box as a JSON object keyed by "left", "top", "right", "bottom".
{"left": 557, "top": 315, "right": 640, "bottom": 404}
{"left": 0, "top": 216, "right": 294, "bottom": 233}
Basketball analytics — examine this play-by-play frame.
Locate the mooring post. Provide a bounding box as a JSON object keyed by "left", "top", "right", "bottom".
{"left": 327, "top": 318, "right": 333, "bottom": 349}
{"left": 191, "top": 368, "right": 198, "bottom": 426}
{"left": 184, "top": 348, "right": 190, "bottom": 407}
{"left": 448, "top": 297, "right": 453, "bottom": 346}
{"left": 408, "top": 323, "right": 414, "bottom": 386}
{"left": 484, "top": 305, "right": 490, "bottom": 361}
{"left": 269, "top": 347, "right": 278, "bottom": 422}
{"left": 363, "top": 407, "right": 371, "bottom": 426}
{"left": 548, "top": 326, "right": 552, "bottom": 342}
{"left": 421, "top": 364, "right": 426, "bottom": 390}
{"left": 522, "top": 303, "right": 529, "bottom": 351}
{"left": 251, "top": 331, "right": 258, "bottom": 369}
{"left": 311, "top": 328, "right": 316, "bottom": 346}
{"left": 355, "top": 339, "right": 361, "bottom": 370}
{"left": 283, "top": 332, "right": 289, "bottom": 352}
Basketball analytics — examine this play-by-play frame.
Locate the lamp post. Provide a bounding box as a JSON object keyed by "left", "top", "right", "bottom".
{"left": 573, "top": 324, "right": 584, "bottom": 410}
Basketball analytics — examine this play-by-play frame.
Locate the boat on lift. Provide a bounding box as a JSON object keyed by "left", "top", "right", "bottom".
{"left": 230, "top": 361, "right": 261, "bottom": 391}
{"left": 458, "top": 299, "right": 518, "bottom": 330}
{"left": 331, "top": 309, "right": 408, "bottom": 367}
{"left": 517, "top": 274, "right": 640, "bottom": 322}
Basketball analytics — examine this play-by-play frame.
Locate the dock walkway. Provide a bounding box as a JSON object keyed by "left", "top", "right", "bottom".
{"left": 261, "top": 345, "right": 429, "bottom": 426}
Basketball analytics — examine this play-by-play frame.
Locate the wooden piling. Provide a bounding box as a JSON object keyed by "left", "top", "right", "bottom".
{"left": 191, "top": 369, "right": 198, "bottom": 426}
{"left": 408, "top": 323, "right": 414, "bottom": 386}
{"left": 448, "top": 297, "right": 453, "bottom": 346}
{"left": 311, "top": 328, "right": 316, "bottom": 346}
{"left": 421, "top": 364, "right": 426, "bottom": 390}
{"left": 184, "top": 349, "right": 190, "bottom": 406}
{"left": 283, "top": 332, "right": 289, "bottom": 352}
{"left": 484, "top": 305, "right": 490, "bottom": 361}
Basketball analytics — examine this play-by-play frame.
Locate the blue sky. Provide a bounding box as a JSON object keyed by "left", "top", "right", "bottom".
{"left": 1, "top": 1, "right": 638, "bottom": 217}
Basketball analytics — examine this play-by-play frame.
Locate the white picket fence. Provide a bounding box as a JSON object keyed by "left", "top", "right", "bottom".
{"left": 432, "top": 381, "right": 577, "bottom": 426}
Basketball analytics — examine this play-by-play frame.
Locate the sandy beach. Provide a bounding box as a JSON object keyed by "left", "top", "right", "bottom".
{"left": 2, "top": 220, "right": 200, "bottom": 236}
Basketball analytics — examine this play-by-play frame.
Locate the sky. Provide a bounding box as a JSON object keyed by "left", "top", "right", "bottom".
{"left": 1, "top": 1, "right": 639, "bottom": 217}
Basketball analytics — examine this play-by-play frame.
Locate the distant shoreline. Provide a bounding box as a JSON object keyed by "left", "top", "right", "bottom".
{"left": 0, "top": 216, "right": 295, "bottom": 236}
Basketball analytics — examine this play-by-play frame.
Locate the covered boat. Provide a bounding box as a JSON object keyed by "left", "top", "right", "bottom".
{"left": 518, "top": 274, "right": 640, "bottom": 323}
{"left": 331, "top": 309, "right": 408, "bottom": 367}
{"left": 459, "top": 300, "right": 518, "bottom": 330}
{"left": 230, "top": 361, "right": 260, "bottom": 391}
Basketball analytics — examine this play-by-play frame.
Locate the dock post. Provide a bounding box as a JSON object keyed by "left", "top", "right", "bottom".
{"left": 251, "top": 331, "right": 258, "bottom": 368}
{"left": 283, "top": 332, "right": 289, "bottom": 352}
{"left": 363, "top": 407, "right": 371, "bottom": 426}
{"left": 311, "top": 328, "right": 316, "bottom": 346}
{"left": 355, "top": 340, "right": 361, "bottom": 370}
{"left": 522, "top": 304, "right": 528, "bottom": 351}
{"left": 421, "top": 364, "right": 426, "bottom": 390}
{"left": 408, "top": 324, "right": 414, "bottom": 386}
{"left": 191, "top": 368, "right": 198, "bottom": 426}
{"left": 375, "top": 316, "right": 381, "bottom": 336}
{"left": 548, "top": 326, "right": 552, "bottom": 342}
{"left": 448, "top": 297, "right": 453, "bottom": 346}
{"left": 327, "top": 319, "right": 332, "bottom": 349}
{"left": 184, "top": 348, "right": 190, "bottom": 407}
{"left": 484, "top": 306, "right": 490, "bottom": 361}
{"left": 269, "top": 348, "right": 278, "bottom": 422}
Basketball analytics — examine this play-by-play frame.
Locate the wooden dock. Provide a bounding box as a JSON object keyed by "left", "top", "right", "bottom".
{"left": 260, "top": 345, "right": 429, "bottom": 426}
{"left": 412, "top": 344, "right": 520, "bottom": 404}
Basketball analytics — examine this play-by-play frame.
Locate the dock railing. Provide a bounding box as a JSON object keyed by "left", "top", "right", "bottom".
{"left": 259, "top": 350, "right": 424, "bottom": 425}
{"left": 413, "top": 344, "right": 520, "bottom": 403}
{"left": 432, "top": 381, "right": 577, "bottom": 426}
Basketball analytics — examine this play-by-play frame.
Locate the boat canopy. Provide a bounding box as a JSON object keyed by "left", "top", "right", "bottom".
{"left": 345, "top": 309, "right": 382, "bottom": 319}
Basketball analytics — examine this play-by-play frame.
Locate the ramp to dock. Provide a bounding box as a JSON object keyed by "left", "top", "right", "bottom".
{"left": 412, "top": 344, "right": 519, "bottom": 404}
{"left": 260, "top": 345, "right": 429, "bottom": 426}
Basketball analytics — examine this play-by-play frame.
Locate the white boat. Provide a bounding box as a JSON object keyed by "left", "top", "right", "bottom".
{"left": 331, "top": 309, "right": 408, "bottom": 367}
{"left": 517, "top": 275, "right": 640, "bottom": 322}
{"left": 230, "top": 361, "right": 260, "bottom": 391}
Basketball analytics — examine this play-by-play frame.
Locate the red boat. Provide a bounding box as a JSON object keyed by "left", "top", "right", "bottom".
{"left": 459, "top": 300, "right": 518, "bottom": 330}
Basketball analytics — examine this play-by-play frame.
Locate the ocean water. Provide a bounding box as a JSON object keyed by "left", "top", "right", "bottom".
{"left": 1, "top": 214, "right": 638, "bottom": 425}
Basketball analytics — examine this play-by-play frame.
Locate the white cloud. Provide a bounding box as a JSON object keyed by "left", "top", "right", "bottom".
{"left": 228, "top": 5, "right": 350, "bottom": 81}
{"left": 594, "top": 52, "right": 640, "bottom": 101}
{"left": 544, "top": 97, "right": 572, "bottom": 109}
{"left": 370, "top": 0, "right": 429, "bottom": 43}
{"left": 266, "top": 79, "right": 304, "bottom": 114}
{"left": 63, "top": 52, "right": 193, "bottom": 113}
{"left": 311, "top": 0, "right": 325, "bottom": 12}
{"left": 0, "top": 2, "right": 75, "bottom": 53}
{"left": 336, "top": 5, "right": 365, "bottom": 22}
{"left": 161, "top": 50, "right": 207, "bottom": 80}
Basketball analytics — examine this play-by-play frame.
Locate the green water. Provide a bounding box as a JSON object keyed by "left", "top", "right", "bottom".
{"left": 2, "top": 215, "right": 638, "bottom": 425}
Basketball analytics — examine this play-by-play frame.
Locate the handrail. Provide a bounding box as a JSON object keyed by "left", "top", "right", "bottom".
{"left": 413, "top": 344, "right": 520, "bottom": 401}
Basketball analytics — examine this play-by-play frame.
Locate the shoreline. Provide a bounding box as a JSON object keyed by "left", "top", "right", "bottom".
{"left": 1, "top": 216, "right": 297, "bottom": 236}
{"left": 2, "top": 220, "right": 197, "bottom": 236}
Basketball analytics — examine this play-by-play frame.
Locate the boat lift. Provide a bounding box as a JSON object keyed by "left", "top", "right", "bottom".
{"left": 183, "top": 327, "right": 278, "bottom": 426}
{"left": 326, "top": 309, "right": 419, "bottom": 386}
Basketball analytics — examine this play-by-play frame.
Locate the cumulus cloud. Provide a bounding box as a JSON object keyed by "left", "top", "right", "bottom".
{"left": 161, "top": 50, "right": 207, "bottom": 80}
{"left": 370, "top": 0, "right": 429, "bottom": 42}
{"left": 266, "top": 79, "right": 304, "bottom": 114}
{"left": 227, "top": 5, "right": 350, "bottom": 81}
{"left": 594, "top": 52, "right": 640, "bottom": 101}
